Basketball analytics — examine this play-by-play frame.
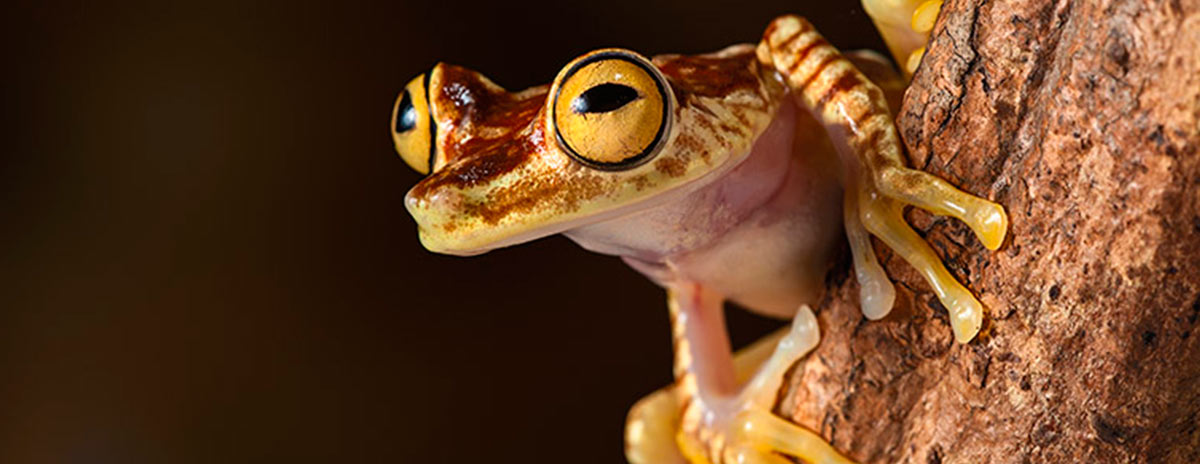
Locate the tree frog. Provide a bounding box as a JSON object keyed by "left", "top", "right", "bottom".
{"left": 391, "top": 11, "right": 1004, "bottom": 464}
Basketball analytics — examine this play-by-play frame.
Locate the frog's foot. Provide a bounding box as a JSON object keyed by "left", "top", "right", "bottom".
{"left": 855, "top": 177, "right": 1006, "bottom": 342}
{"left": 700, "top": 306, "right": 853, "bottom": 464}
{"left": 658, "top": 283, "right": 856, "bottom": 464}
{"left": 759, "top": 15, "right": 1008, "bottom": 342}
{"left": 860, "top": 0, "right": 943, "bottom": 76}
{"left": 629, "top": 397, "right": 857, "bottom": 464}
{"left": 845, "top": 116, "right": 1007, "bottom": 340}
{"left": 719, "top": 306, "right": 855, "bottom": 464}
{"left": 625, "top": 326, "right": 791, "bottom": 464}
{"left": 626, "top": 387, "right": 688, "bottom": 464}
{"left": 842, "top": 162, "right": 1007, "bottom": 325}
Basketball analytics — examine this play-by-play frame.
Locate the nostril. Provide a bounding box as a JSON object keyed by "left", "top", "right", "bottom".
{"left": 404, "top": 190, "right": 425, "bottom": 212}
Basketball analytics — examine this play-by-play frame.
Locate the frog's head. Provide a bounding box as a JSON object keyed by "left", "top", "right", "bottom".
{"left": 394, "top": 45, "right": 785, "bottom": 255}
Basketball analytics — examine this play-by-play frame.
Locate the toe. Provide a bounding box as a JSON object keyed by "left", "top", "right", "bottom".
{"left": 626, "top": 388, "right": 689, "bottom": 464}
{"left": 731, "top": 409, "right": 857, "bottom": 464}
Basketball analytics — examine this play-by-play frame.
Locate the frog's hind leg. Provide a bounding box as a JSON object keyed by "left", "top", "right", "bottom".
{"left": 758, "top": 15, "right": 1007, "bottom": 343}
{"left": 728, "top": 305, "right": 856, "bottom": 464}
{"left": 625, "top": 314, "right": 795, "bottom": 464}
{"left": 646, "top": 283, "right": 856, "bottom": 464}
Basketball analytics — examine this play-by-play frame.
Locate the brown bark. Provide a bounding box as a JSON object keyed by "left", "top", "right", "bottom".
{"left": 781, "top": 0, "right": 1200, "bottom": 462}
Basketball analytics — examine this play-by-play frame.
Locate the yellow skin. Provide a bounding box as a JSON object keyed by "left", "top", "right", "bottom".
{"left": 862, "top": 0, "right": 945, "bottom": 76}
{"left": 393, "top": 10, "right": 1002, "bottom": 464}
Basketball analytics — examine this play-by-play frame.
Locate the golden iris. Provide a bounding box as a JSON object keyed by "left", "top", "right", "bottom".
{"left": 552, "top": 51, "right": 670, "bottom": 170}
{"left": 392, "top": 73, "right": 433, "bottom": 175}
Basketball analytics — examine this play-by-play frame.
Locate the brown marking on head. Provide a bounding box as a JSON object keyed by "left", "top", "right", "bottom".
{"left": 718, "top": 121, "right": 743, "bottom": 137}
{"left": 688, "top": 114, "right": 720, "bottom": 163}
{"left": 655, "top": 157, "right": 687, "bottom": 177}
{"left": 464, "top": 162, "right": 614, "bottom": 226}
{"left": 654, "top": 48, "right": 776, "bottom": 166}
{"left": 629, "top": 174, "right": 650, "bottom": 191}
{"left": 408, "top": 119, "right": 547, "bottom": 200}
{"left": 670, "top": 132, "right": 706, "bottom": 159}
{"left": 656, "top": 52, "right": 763, "bottom": 99}
{"left": 429, "top": 63, "right": 548, "bottom": 168}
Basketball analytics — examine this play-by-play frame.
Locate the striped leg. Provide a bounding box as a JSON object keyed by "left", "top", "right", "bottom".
{"left": 756, "top": 15, "right": 1007, "bottom": 343}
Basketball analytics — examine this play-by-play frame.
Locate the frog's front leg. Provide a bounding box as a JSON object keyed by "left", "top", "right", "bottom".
{"left": 625, "top": 283, "right": 855, "bottom": 464}
{"left": 757, "top": 15, "right": 1008, "bottom": 342}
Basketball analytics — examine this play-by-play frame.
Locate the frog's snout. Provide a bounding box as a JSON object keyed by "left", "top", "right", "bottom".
{"left": 404, "top": 182, "right": 497, "bottom": 256}
{"left": 405, "top": 185, "right": 461, "bottom": 251}
{"left": 404, "top": 182, "right": 449, "bottom": 216}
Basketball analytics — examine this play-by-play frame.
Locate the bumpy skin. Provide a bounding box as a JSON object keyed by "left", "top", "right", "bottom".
{"left": 395, "top": 14, "right": 1007, "bottom": 464}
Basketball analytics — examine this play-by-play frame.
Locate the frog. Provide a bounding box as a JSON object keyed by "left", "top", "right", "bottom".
{"left": 391, "top": 13, "right": 1006, "bottom": 464}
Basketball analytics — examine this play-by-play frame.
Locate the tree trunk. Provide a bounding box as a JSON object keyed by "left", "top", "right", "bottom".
{"left": 781, "top": 0, "right": 1200, "bottom": 461}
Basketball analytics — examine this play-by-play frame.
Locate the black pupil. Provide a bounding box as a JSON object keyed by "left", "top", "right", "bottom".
{"left": 571, "top": 83, "right": 640, "bottom": 114}
{"left": 395, "top": 90, "right": 418, "bottom": 133}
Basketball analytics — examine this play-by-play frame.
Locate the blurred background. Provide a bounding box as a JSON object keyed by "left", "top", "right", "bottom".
{"left": 3, "top": 1, "right": 886, "bottom": 462}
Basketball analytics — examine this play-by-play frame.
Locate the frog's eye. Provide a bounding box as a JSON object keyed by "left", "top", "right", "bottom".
{"left": 551, "top": 50, "right": 671, "bottom": 170}
{"left": 392, "top": 73, "right": 434, "bottom": 175}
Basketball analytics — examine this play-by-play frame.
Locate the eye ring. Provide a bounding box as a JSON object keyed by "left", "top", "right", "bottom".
{"left": 551, "top": 50, "right": 673, "bottom": 171}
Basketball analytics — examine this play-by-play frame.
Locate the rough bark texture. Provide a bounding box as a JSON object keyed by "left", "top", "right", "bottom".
{"left": 781, "top": 0, "right": 1200, "bottom": 462}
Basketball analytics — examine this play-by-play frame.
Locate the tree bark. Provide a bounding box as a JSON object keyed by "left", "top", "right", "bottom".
{"left": 781, "top": 0, "right": 1200, "bottom": 461}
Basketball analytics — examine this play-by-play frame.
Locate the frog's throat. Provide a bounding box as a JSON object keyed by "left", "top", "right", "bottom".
{"left": 562, "top": 99, "right": 801, "bottom": 262}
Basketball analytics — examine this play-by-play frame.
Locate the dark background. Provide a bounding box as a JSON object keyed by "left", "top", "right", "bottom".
{"left": 3, "top": 1, "right": 886, "bottom": 462}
